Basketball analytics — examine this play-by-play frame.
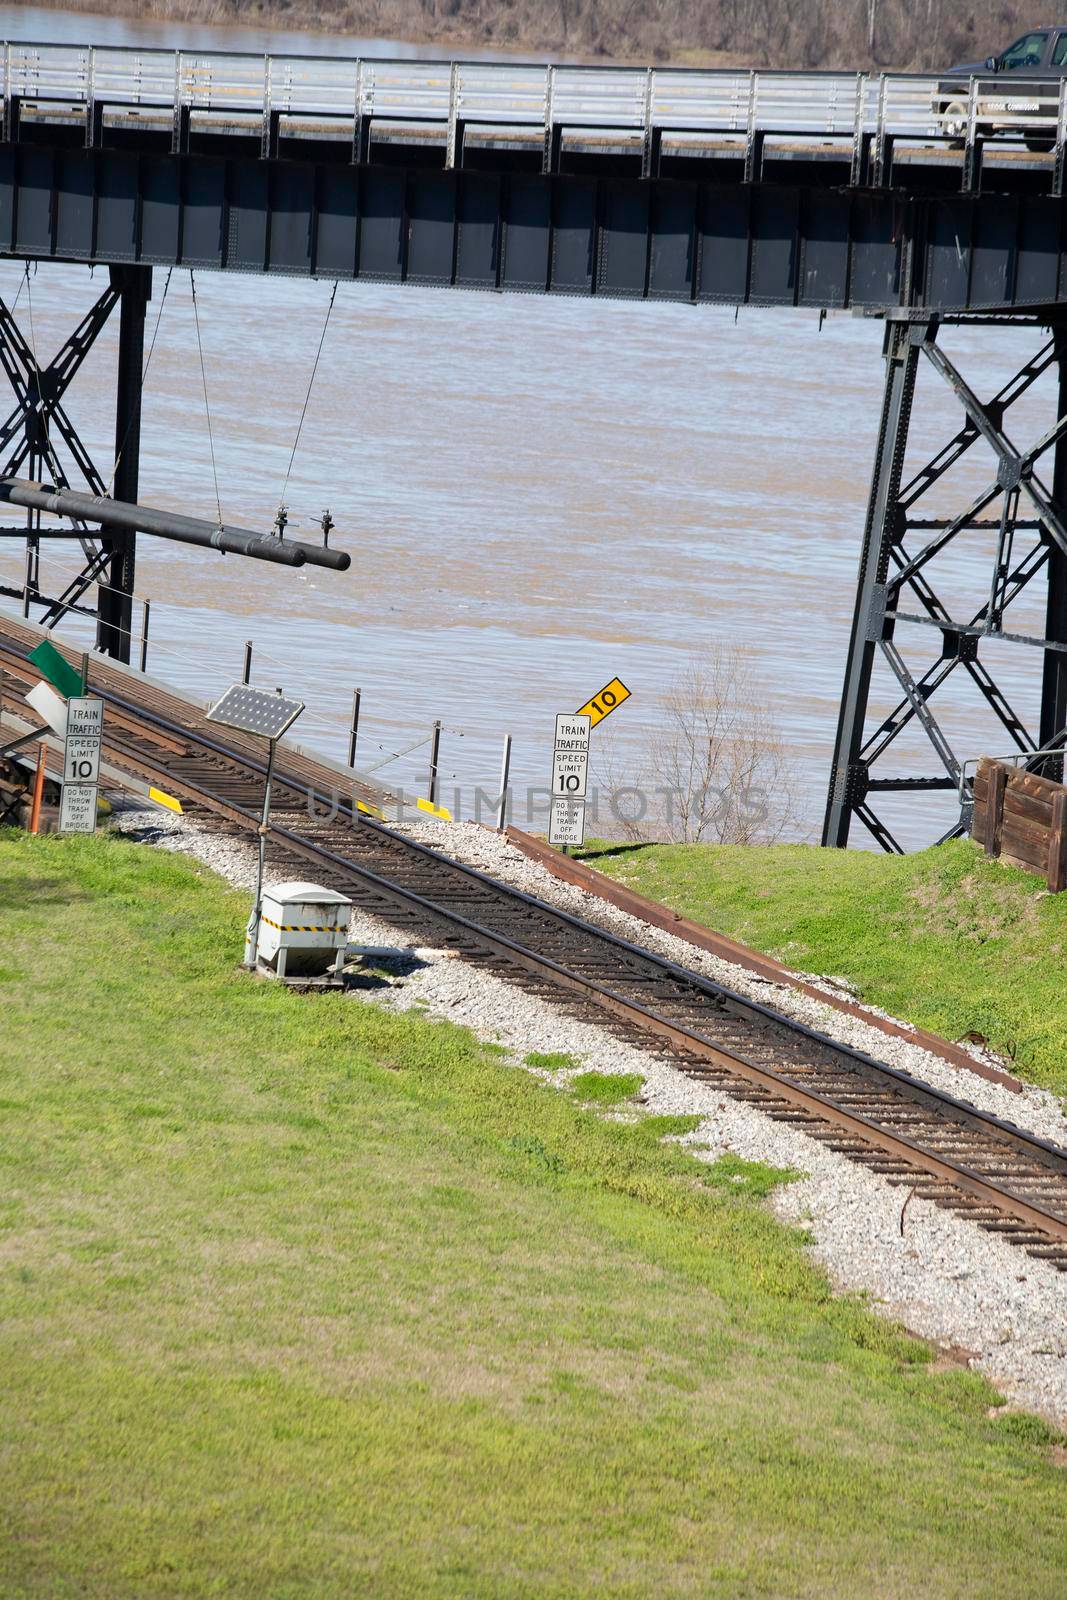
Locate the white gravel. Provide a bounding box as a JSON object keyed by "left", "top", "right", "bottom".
{"left": 111, "top": 802, "right": 1067, "bottom": 1428}
{"left": 387, "top": 815, "right": 1067, "bottom": 1148}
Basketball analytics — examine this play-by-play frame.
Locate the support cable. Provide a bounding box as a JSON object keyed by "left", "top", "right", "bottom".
{"left": 276, "top": 280, "right": 337, "bottom": 519}
{"left": 189, "top": 271, "right": 224, "bottom": 529}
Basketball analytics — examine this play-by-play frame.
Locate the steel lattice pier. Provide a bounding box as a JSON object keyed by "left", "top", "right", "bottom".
{"left": 824, "top": 313, "right": 1067, "bottom": 850}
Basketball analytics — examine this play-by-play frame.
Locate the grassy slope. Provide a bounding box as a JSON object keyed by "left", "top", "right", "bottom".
{"left": 0, "top": 832, "right": 1065, "bottom": 1598}
{"left": 580, "top": 838, "right": 1067, "bottom": 1099}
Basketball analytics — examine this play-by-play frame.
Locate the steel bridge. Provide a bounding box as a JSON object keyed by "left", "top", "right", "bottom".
{"left": 7, "top": 39, "right": 1067, "bottom": 847}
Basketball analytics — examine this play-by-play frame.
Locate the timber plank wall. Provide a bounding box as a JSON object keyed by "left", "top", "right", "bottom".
{"left": 972, "top": 756, "right": 1067, "bottom": 892}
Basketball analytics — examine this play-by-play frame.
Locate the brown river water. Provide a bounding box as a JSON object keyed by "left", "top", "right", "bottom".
{"left": 0, "top": 8, "right": 1058, "bottom": 846}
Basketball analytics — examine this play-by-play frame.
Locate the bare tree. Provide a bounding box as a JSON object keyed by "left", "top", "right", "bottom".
{"left": 60, "top": 0, "right": 1041, "bottom": 73}
{"left": 646, "top": 646, "right": 801, "bottom": 844}
{"left": 589, "top": 728, "right": 649, "bottom": 843}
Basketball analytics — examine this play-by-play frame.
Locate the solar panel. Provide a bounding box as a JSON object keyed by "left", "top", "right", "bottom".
{"left": 206, "top": 684, "right": 305, "bottom": 741}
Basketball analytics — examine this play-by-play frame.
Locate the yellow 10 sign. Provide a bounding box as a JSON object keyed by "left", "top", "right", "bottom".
{"left": 576, "top": 677, "right": 631, "bottom": 728}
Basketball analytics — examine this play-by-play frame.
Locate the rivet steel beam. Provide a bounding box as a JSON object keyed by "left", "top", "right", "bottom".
{"left": 98, "top": 264, "right": 151, "bottom": 663}
{"left": 824, "top": 313, "right": 1067, "bottom": 849}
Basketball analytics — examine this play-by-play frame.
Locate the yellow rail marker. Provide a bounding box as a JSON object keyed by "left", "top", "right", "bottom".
{"left": 416, "top": 796, "right": 453, "bottom": 821}
{"left": 576, "top": 677, "right": 631, "bottom": 728}
{"left": 148, "top": 786, "right": 184, "bottom": 815}
{"left": 356, "top": 799, "right": 385, "bottom": 820}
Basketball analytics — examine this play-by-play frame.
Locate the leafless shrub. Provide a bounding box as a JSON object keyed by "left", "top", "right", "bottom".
{"left": 589, "top": 729, "right": 649, "bottom": 843}
{"left": 588, "top": 647, "right": 802, "bottom": 845}
{"left": 644, "top": 647, "right": 801, "bottom": 844}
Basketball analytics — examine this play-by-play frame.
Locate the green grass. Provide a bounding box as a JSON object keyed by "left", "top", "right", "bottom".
{"left": 580, "top": 837, "right": 1067, "bottom": 1099}
{"left": 570, "top": 1069, "right": 645, "bottom": 1105}
{"left": 524, "top": 1049, "right": 580, "bottom": 1073}
{"left": 1, "top": 830, "right": 1066, "bottom": 1597}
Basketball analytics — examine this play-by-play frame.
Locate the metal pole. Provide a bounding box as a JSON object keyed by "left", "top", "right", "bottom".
{"left": 28, "top": 743, "right": 45, "bottom": 834}
{"left": 428, "top": 719, "right": 442, "bottom": 806}
{"left": 22, "top": 542, "right": 31, "bottom": 617}
{"left": 348, "top": 687, "right": 361, "bottom": 768}
{"left": 1039, "top": 326, "right": 1067, "bottom": 780}
{"left": 822, "top": 319, "right": 921, "bottom": 847}
{"left": 0, "top": 480, "right": 334, "bottom": 568}
{"left": 80, "top": 652, "right": 89, "bottom": 695}
{"left": 139, "top": 599, "right": 151, "bottom": 673}
{"left": 242, "top": 640, "right": 253, "bottom": 685}
{"left": 99, "top": 264, "right": 151, "bottom": 663}
{"left": 496, "top": 733, "right": 512, "bottom": 831}
{"left": 245, "top": 735, "right": 275, "bottom": 969}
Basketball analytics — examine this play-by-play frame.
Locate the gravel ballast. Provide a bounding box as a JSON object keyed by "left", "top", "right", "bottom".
{"left": 111, "top": 804, "right": 1067, "bottom": 1428}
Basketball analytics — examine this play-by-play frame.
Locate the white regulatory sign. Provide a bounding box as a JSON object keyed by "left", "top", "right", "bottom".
{"left": 551, "top": 711, "right": 591, "bottom": 798}
{"left": 549, "top": 796, "right": 586, "bottom": 848}
{"left": 63, "top": 696, "right": 103, "bottom": 786}
{"left": 59, "top": 696, "right": 103, "bottom": 835}
{"left": 548, "top": 712, "right": 591, "bottom": 847}
{"left": 59, "top": 783, "right": 99, "bottom": 835}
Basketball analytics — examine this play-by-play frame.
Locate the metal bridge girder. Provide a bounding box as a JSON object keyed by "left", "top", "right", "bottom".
{"left": 0, "top": 266, "right": 152, "bottom": 660}
{"left": 823, "top": 313, "right": 1067, "bottom": 849}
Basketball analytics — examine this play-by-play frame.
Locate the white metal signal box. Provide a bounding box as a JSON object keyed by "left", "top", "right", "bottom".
{"left": 255, "top": 881, "right": 352, "bottom": 981}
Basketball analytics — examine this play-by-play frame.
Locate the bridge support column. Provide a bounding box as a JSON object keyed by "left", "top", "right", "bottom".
{"left": 97, "top": 265, "right": 151, "bottom": 663}
{"left": 1039, "top": 331, "right": 1067, "bottom": 777}
{"left": 823, "top": 320, "right": 921, "bottom": 851}
{"left": 0, "top": 267, "right": 155, "bottom": 662}
{"left": 823, "top": 314, "right": 1067, "bottom": 851}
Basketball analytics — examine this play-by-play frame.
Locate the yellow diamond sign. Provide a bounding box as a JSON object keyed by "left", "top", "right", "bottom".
{"left": 576, "top": 677, "right": 631, "bottom": 728}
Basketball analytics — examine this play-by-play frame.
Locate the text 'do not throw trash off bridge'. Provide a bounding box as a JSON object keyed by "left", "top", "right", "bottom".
{"left": 9, "top": 39, "right": 1067, "bottom": 846}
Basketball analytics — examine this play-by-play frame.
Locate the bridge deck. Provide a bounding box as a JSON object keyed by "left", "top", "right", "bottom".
{"left": 3, "top": 41, "right": 1067, "bottom": 312}
{"left": 0, "top": 42, "right": 1061, "bottom": 180}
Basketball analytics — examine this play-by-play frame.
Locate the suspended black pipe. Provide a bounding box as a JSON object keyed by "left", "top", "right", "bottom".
{"left": 0, "top": 480, "right": 351, "bottom": 572}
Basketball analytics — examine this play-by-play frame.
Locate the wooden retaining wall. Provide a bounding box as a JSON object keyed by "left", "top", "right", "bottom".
{"left": 971, "top": 757, "right": 1067, "bottom": 891}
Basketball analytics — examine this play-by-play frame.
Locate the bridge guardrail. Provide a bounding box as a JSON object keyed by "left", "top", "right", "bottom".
{"left": 178, "top": 51, "right": 264, "bottom": 111}
{"left": 2, "top": 42, "right": 1066, "bottom": 184}
{"left": 264, "top": 54, "right": 366, "bottom": 118}
{"left": 7, "top": 40, "right": 91, "bottom": 101}
{"left": 547, "top": 64, "right": 648, "bottom": 126}
{"left": 456, "top": 62, "right": 549, "bottom": 125}
{"left": 359, "top": 58, "right": 452, "bottom": 121}
{"left": 749, "top": 72, "right": 867, "bottom": 135}
{"left": 91, "top": 47, "right": 175, "bottom": 106}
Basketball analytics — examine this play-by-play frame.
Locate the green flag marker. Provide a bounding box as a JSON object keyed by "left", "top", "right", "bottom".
{"left": 28, "top": 638, "right": 84, "bottom": 701}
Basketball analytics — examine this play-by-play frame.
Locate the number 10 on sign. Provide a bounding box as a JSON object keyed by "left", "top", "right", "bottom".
{"left": 549, "top": 712, "right": 590, "bottom": 847}
{"left": 59, "top": 696, "right": 103, "bottom": 835}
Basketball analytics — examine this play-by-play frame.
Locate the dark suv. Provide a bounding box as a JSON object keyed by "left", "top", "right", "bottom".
{"left": 934, "top": 28, "right": 1067, "bottom": 142}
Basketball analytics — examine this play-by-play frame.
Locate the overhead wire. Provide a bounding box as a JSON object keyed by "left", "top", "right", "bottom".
{"left": 189, "top": 270, "right": 224, "bottom": 528}
{"left": 7, "top": 265, "right": 26, "bottom": 317}
{"left": 276, "top": 280, "right": 337, "bottom": 518}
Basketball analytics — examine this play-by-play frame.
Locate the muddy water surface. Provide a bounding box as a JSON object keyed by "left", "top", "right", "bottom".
{"left": 0, "top": 10, "right": 1058, "bottom": 845}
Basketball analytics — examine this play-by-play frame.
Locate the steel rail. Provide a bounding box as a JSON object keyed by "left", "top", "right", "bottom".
{"left": 93, "top": 736, "right": 1067, "bottom": 1244}
{"left": 2, "top": 629, "right": 1066, "bottom": 1249}
{"left": 80, "top": 678, "right": 1067, "bottom": 1163}
{"left": 51, "top": 669, "right": 1067, "bottom": 1149}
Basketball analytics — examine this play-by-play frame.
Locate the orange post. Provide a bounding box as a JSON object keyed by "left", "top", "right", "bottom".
{"left": 28, "top": 743, "right": 45, "bottom": 835}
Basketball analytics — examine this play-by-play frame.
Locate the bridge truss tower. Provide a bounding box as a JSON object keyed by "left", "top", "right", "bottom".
{"left": 823, "top": 313, "right": 1067, "bottom": 851}
{"left": 0, "top": 264, "right": 150, "bottom": 665}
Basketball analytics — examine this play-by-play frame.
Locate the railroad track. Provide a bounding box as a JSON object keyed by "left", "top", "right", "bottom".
{"left": 4, "top": 619, "right": 1067, "bottom": 1269}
